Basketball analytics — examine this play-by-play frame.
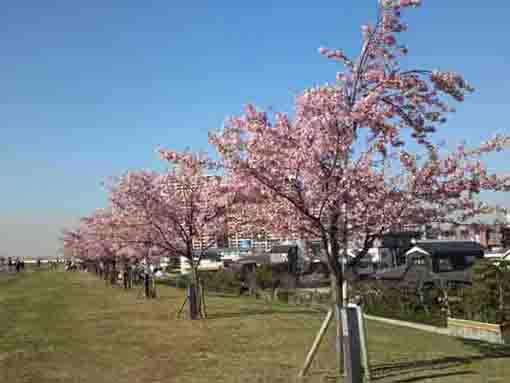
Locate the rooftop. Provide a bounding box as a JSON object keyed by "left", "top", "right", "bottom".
{"left": 409, "top": 240, "right": 484, "bottom": 258}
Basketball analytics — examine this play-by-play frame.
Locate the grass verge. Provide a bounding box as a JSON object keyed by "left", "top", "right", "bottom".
{"left": 1, "top": 270, "right": 509, "bottom": 383}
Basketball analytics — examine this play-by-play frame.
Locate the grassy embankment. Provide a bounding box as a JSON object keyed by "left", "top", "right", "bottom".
{"left": 1, "top": 270, "right": 509, "bottom": 383}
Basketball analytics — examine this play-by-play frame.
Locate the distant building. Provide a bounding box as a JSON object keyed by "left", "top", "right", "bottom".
{"left": 179, "top": 249, "right": 223, "bottom": 274}
{"left": 178, "top": 247, "right": 254, "bottom": 274}
{"left": 421, "top": 223, "right": 508, "bottom": 251}
{"left": 484, "top": 248, "right": 510, "bottom": 261}
{"left": 375, "top": 240, "right": 484, "bottom": 285}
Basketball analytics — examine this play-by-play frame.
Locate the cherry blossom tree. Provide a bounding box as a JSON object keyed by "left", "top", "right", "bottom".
{"left": 61, "top": 227, "right": 89, "bottom": 263}
{"left": 210, "top": 0, "right": 510, "bottom": 373}
{"left": 79, "top": 209, "right": 128, "bottom": 283}
{"left": 107, "top": 152, "right": 232, "bottom": 319}
{"left": 62, "top": 202, "right": 161, "bottom": 295}
{"left": 106, "top": 170, "right": 166, "bottom": 270}
{"left": 156, "top": 151, "right": 232, "bottom": 318}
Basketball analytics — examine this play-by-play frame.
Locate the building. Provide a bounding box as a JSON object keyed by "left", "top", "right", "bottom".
{"left": 179, "top": 249, "right": 223, "bottom": 274}
{"left": 178, "top": 247, "right": 253, "bottom": 274}
{"left": 374, "top": 240, "right": 484, "bottom": 285}
{"left": 420, "top": 222, "right": 509, "bottom": 251}
{"left": 484, "top": 248, "right": 510, "bottom": 261}
{"left": 226, "top": 231, "right": 296, "bottom": 253}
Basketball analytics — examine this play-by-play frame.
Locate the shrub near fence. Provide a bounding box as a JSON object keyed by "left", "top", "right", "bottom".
{"left": 363, "top": 303, "right": 447, "bottom": 327}
{"left": 352, "top": 280, "right": 448, "bottom": 327}
{"left": 270, "top": 280, "right": 448, "bottom": 327}
{"left": 160, "top": 271, "right": 450, "bottom": 328}
{"left": 156, "top": 273, "right": 190, "bottom": 289}
{"left": 200, "top": 270, "right": 242, "bottom": 295}
{"left": 285, "top": 289, "right": 330, "bottom": 309}
{"left": 157, "top": 268, "right": 477, "bottom": 330}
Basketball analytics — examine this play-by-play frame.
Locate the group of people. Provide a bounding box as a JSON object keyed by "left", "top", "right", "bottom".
{"left": 7, "top": 257, "right": 25, "bottom": 272}
{"left": 0, "top": 257, "right": 63, "bottom": 273}
{"left": 77, "top": 259, "right": 157, "bottom": 299}
{"left": 64, "top": 260, "right": 79, "bottom": 271}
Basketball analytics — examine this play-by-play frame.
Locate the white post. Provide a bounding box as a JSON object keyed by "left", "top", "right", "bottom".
{"left": 329, "top": 240, "right": 344, "bottom": 376}
{"left": 349, "top": 303, "right": 371, "bottom": 382}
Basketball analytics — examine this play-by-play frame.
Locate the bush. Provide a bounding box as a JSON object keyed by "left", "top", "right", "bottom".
{"left": 363, "top": 302, "right": 446, "bottom": 327}
{"left": 458, "top": 259, "right": 510, "bottom": 324}
{"left": 255, "top": 265, "right": 274, "bottom": 290}
{"left": 254, "top": 264, "right": 298, "bottom": 290}
{"left": 276, "top": 290, "right": 290, "bottom": 303}
{"left": 352, "top": 280, "right": 447, "bottom": 327}
{"left": 200, "top": 269, "right": 241, "bottom": 294}
{"left": 283, "top": 289, "right": 330, "bottom": 308}
{"left": 175, "top": 273, "right": 191, "bottom": 289}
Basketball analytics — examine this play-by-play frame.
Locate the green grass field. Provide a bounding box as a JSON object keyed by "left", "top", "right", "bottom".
{"left": 1, "top": 270, "right": 509, "bottom": 383}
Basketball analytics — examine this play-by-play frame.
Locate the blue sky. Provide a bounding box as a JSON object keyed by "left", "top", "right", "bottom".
{"left": 1, "top": 1, "right": 509, "bottom": 258}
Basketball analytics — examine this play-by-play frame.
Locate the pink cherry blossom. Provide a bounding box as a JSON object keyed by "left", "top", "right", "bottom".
{"left": 210, "top": 2, "right": 510, "bottom": 371}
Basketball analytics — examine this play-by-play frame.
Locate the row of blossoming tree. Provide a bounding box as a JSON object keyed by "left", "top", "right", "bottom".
{"left": 62, "top": 152, "right": 233, "bottom": 318}
{"left": 62, "top": 0, "right": 510, "bottom": 374}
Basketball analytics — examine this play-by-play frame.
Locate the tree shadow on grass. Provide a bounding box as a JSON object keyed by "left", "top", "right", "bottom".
{"left": 371, "top": 357, "right": 477, "bottom": 382}
{"left": 370, "top": 340, "right": 510, "bottom": 382}
{"left": 391, "top": 370, "right": 477, "bottom": 382}
{"left": 320, "top": 370, "right": 475, "bottom": 383}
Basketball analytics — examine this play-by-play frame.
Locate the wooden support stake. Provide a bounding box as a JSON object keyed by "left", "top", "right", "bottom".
{"left": 298, "top": 308, "right": 334, "bottom": 378}
{"left": 177, "top": 297, "right": 187, "bottom": 318}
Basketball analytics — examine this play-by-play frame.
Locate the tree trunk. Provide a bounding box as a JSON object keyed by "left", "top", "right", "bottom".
{"left": 110, "top": 260, "right": 117, "bottom": 286}
{"left": 151, "top": 275, "right": 157, "bottom": 298}
{"left": 144, "top": 273, "right": 150, "bottom": 298}
{"left": 189, "top": 266, "right": 201, "bottom": 320}
{"left": 104, "top": 262, "right": 109, "bottom": 281}
{"left": 499, "top": 281, "right": 505, "bottom": 313}
{"left": 418, "top": 287, "right": 429, "bottom": 314}
{"left": 330, "top": 272, "right": 344, "bottom": 376}
{"left": 443, "top": 287, "right": 451, "bottom": 318}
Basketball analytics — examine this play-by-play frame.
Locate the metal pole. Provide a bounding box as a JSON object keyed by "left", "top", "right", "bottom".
{"left": 329, "top": 241, "right": 344, "bottom": 375}
{"left": 349, "top": 304, "right": 371, "bottom": 382}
